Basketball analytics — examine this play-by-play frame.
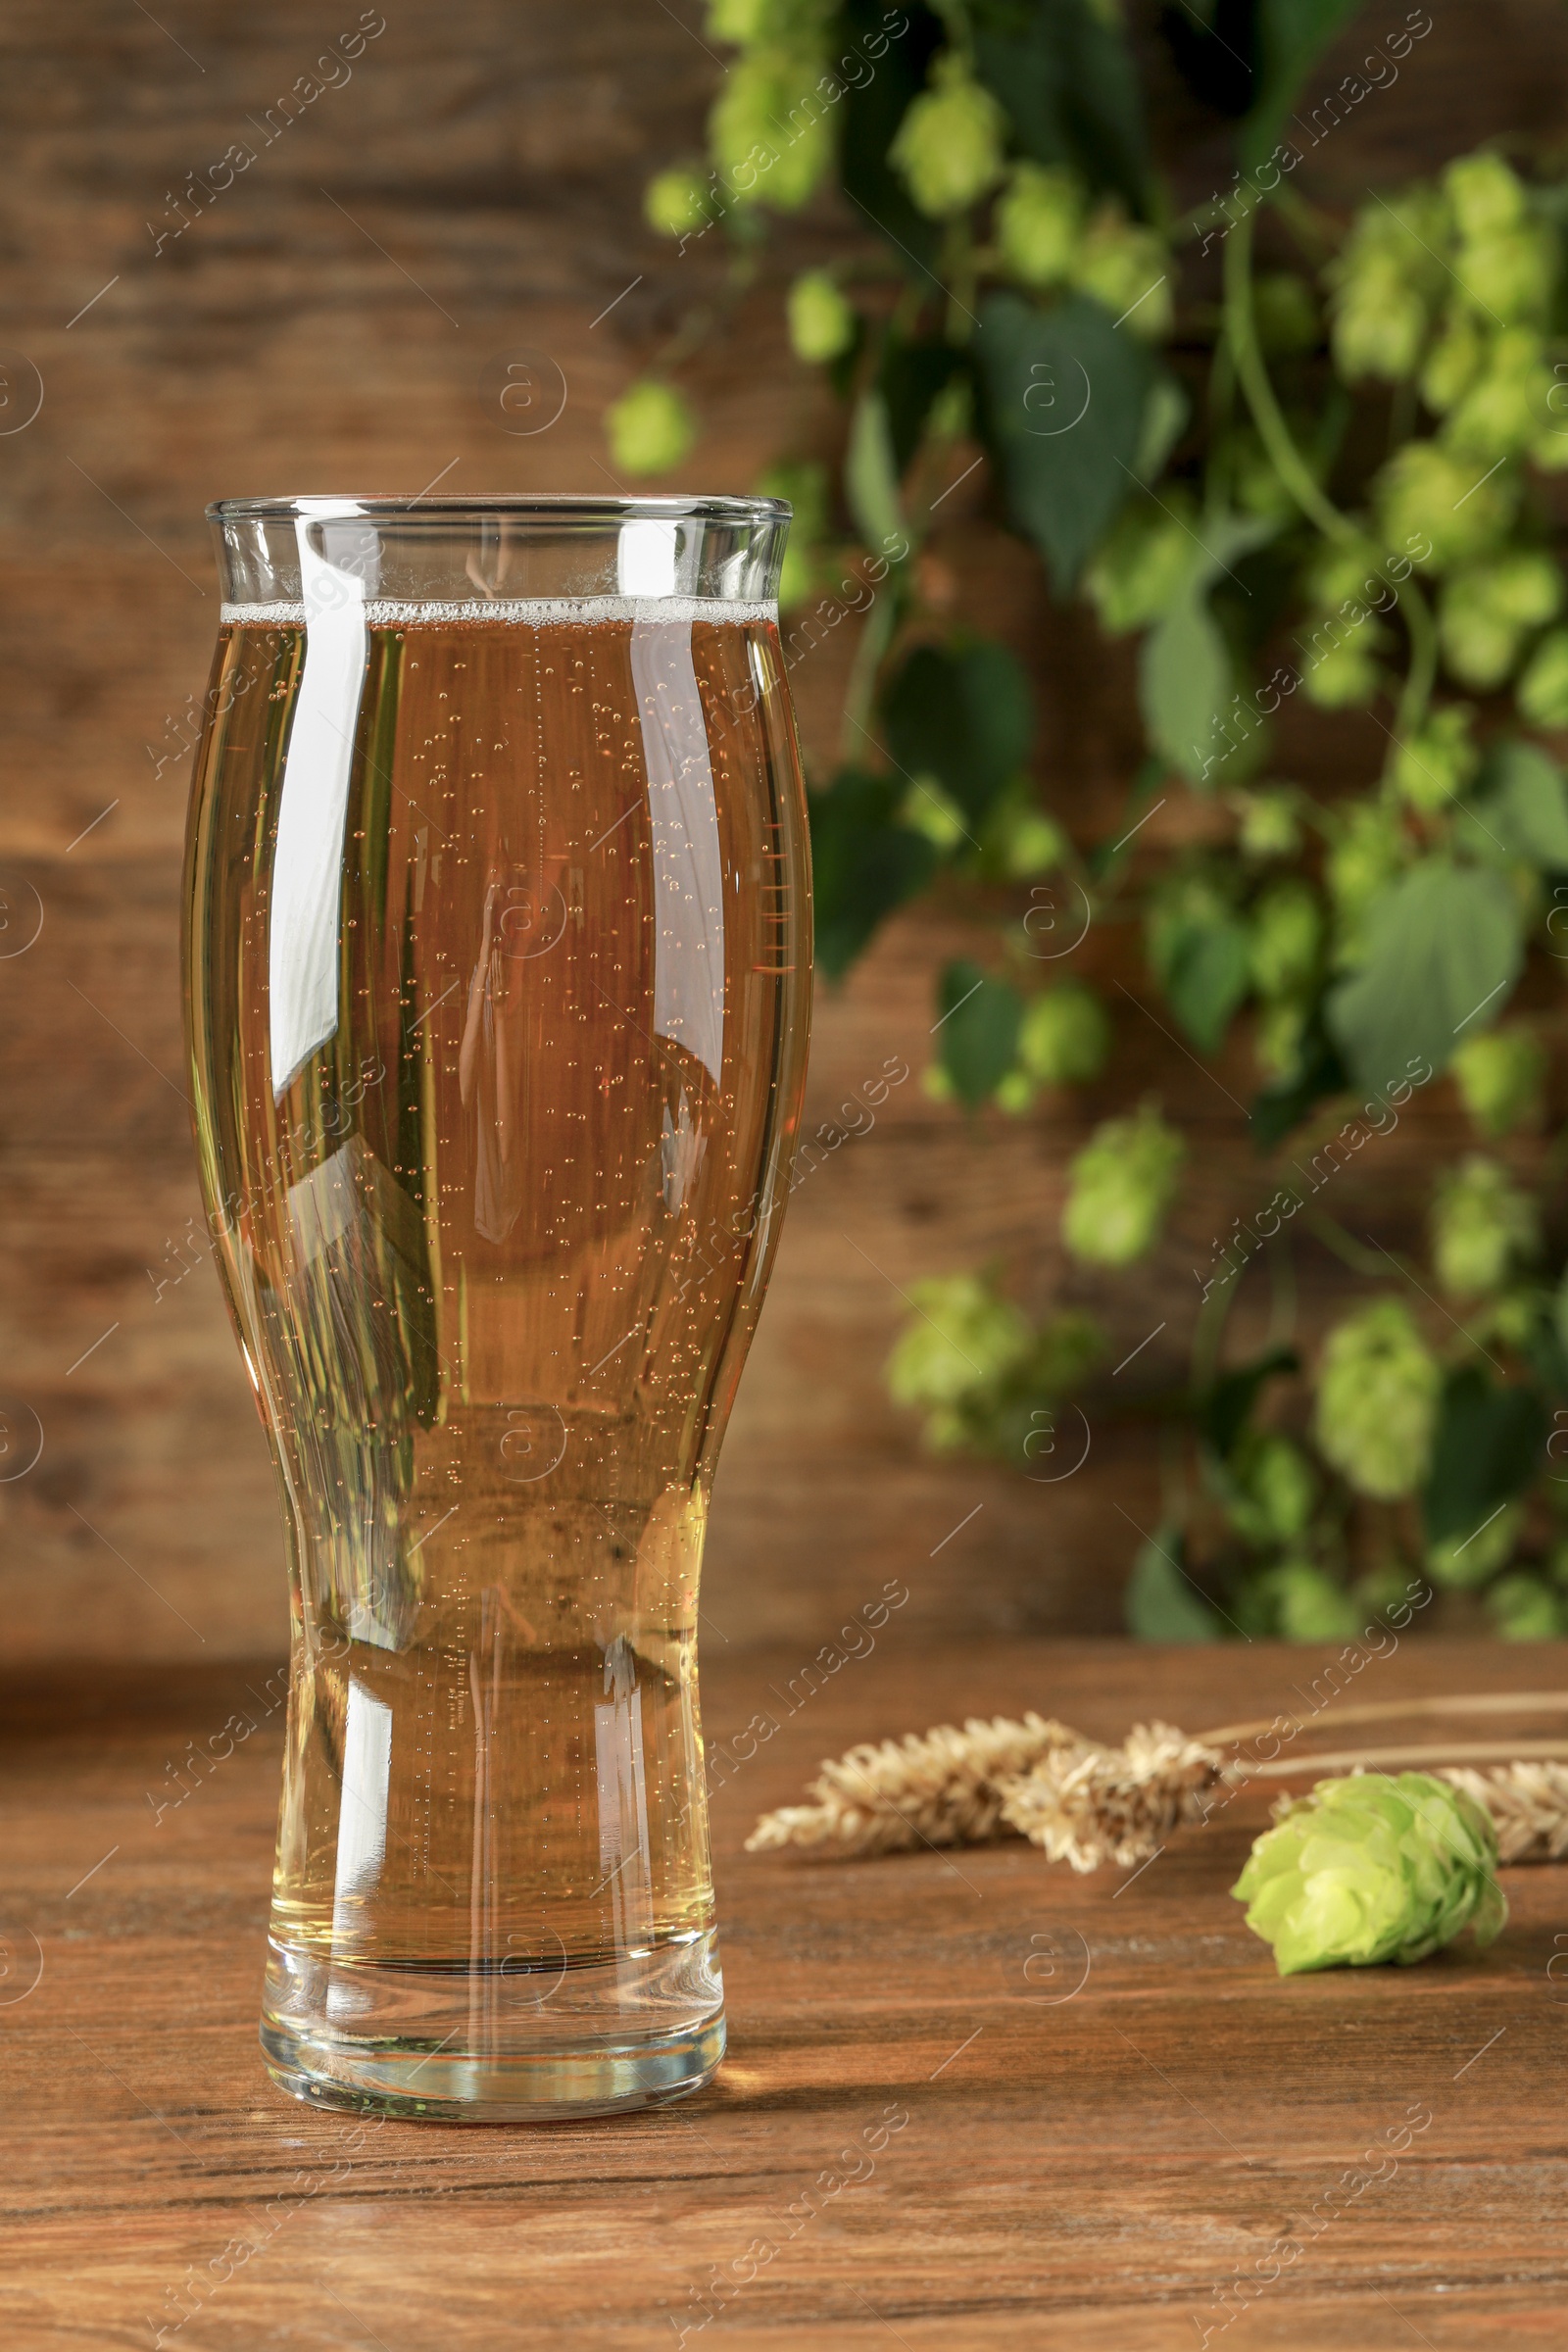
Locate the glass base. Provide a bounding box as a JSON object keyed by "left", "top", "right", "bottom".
{"left": 259, "top": 1932, "right": 725, "bottom": 2121}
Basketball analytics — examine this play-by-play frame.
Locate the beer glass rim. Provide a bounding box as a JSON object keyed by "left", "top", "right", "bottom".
{"left": 208, "top": 492, "right": 791, "bottom": 523}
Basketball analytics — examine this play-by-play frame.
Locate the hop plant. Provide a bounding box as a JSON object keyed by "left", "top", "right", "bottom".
{"left": 1252, "top": 271, "right": 1318, "bottom": 356}
{"left": 1446, "top": 151, "right": 1526, "bottom": 242}
{"left": 890, "top": 54, "right": 1007, "bottom": 220}
{"left": 885, "top": 1274, "right": 1032, "bottom": 1449}
{"left": 991, "top": 802, "right": 1068, "bottom": 878}
{"left": 1451, "top": 1026, "right": 1546, "bottom": 1138}
{"left": 787, "top": 270, "right": 856, "bottom": 364}
{"left": 644, "top": 168, "right": 711, "bottom": 239}
{"left": 1249, "top": 878, "right": 1321, "bottom": 999}
{"left": 1061, "top": 1106, "right": 1184, "bottom": 1268}
{"left": 1083, "top": 497, "right": 1194, "bottom": 634}
{"left": 1016, "top": 980, "right": 1111, "bottom": 1088}
{"left": 1431, "top": 1153, "right": 1539, "bottom": 1298}
{"left": 1375, "top": 440, "right": 1516, "bottom": 572}
{"left": 1299, "top": 622, "right": 1384, "bottom": 710}
{"left": 1071, "top": 205, "right": 1171, "bottom": 337}
{"left": 995, "top": 161, "right": 1083, "bottom": 287}
{"left": 710, "top": 48, "right": 834, "bottom": 213}
{"left": 757, "top": 458, "right": 829, "bottom": 610}
{"left": 608, "top": 380, "right": 696, "bottom": 475}
{"left": 1438, "top": 548, "right": 1563, "bottom": 690}
{"left": 1391, "top": 704, "right": 1479, "bottom": 814}
{"left": 1314, "top": 1301, "right": 1441, "bottom": 1500}
{"left": 1518, "top": 628, "right": 1568, "bottom": 726}
{"left": 1232, "top": 1773, "right": 1505, "bottom": 1976}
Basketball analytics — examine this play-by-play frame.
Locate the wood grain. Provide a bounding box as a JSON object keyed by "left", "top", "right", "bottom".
{"left": 2, "top": 2, "right": 1568, "bottom": 1660}
{"left": 4, "top": 1639, "right": 1568, "bottom": 2349}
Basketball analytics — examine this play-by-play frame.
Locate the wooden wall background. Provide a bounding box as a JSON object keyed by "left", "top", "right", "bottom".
{"left": 1, "top": 0, "right": 1565, "bottom": 1668}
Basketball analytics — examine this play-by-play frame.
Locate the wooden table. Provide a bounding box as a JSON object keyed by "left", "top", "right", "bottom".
{"left": 5, "top": 1638, "right": 1566, "bottom": 2349}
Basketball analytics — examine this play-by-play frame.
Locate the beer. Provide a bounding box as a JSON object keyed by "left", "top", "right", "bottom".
{"left": 184, "top": 574, "right": 809, "bottom": 2115}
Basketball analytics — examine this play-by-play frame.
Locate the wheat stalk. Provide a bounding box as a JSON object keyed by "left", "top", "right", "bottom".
{"left": 745, "top": 1695, "right": 1568, "bottom": 1872}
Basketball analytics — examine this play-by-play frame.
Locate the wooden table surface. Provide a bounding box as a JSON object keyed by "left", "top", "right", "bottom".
{"left": 5, "top": 1636, "right": 1567, "bottom": 2351}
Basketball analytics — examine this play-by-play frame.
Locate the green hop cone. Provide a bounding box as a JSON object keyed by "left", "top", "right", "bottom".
{"left": 1420, "top": 304, "right": 1488, "bottom": 414}
{"left": 889, "top": 54, "right": 1006, "bottom": 220}
{"left": 993, "top": 1068, "right": 1036, "bottom": 1116}
{"left": 1327, "top": 188, "right": 1450, "bottom": 383}
{"left": 1430, "top": 1153, "right": 1539, "bottom": 1298}
{"left": 993, "top": 805, "right": 1068, "bottom": 878}
{"left": 607, "top": 379, "right": 697, "bottom": 476}
{"left": 1299, "top": 623, "right": 1385, "bottom": 710}
{"left": 787, "top": 270, "right": 856, "bottom": 364}
{"left": 1234, "top": 788, "right": 1302, "bottom": 861}
{"left": 1451, "top": 1026, "right": 1545, "bottom": 1139}
{"left": 1244, "top": 1560, "right": 1362, "bottom": 1643}
{"left": 1249, "top": 878, "right": 1321, "bottom": 999}
{"left": 1487, "top": 1571, "right": 1565, "bottom": 1639}
{"left": 1252, "top": 271, "right": 1318, "bottom": 356}
{"left": 1518, "top": 628, "right": 1568, "bottom": 726}
{"left": 1375, "top": 440, "right": 1516, "bottom": 573}
{"left": 1314, "top": 1301, "right": 1441, "bottom": 1500}
{"left": 1446, "top": 151, "right": 1526, "bottom": 242}
{"left": 710, "top": 48, "right": 833, "bottom": 213}
{"left": 1233, "top": 1772, "right": 1506, "bottom": 1976}
{"left": 1225, "top": 1431, "right": 1319, "bottom": 1546}
{"left": 1444, "top": 328, "right": 1553, "bottom": 462}
{"left": 995, "top": 161, "right": 1083, "bottom": 288}
{"left": 1439, "top": 548, "right": 1563, "bottom": 690}
{"left": 1071, "top": 206, "right": 1172, "bottom": 338}
{"left": 644, "top": 168, "right": 711, "bottom": 239}
{"left": 1254, "top": 996, "right": 1308, "bottom": 1081}
{"left": 1061, "top": 1105, "right": 1184, "bottom": 1268}
{"left": 1084, "top": 496, "right": 1194, "bottom": 635}
{"left": 885, "top": 1274, "right": 1031, "bottom": 1439}
{"left": 707, "top": 0, "right": 830, "bottom": 38}
{"left": 899, "top": 776, "right": 968, "bottom": 852}
{"left": 1391, "top": 703, "right": 1479, "bottom": 814}
{"left": 1427, "top": 1501, "right": 1522, "bottom": 1592}
{"left": 1326, "top": 800, "right": 1408, "bottom": 957}
{"left": 1016, "top": 979, "right": 1111, "bottom": 1088}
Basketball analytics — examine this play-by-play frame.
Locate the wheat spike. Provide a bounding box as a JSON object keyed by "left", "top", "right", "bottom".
{"left": 1440, "top": 1762, "right": 1568, "bottom": 1863}
{"left": 742, "top": 1712, "right": 1079, "bottom": 1856}
{"left": 998, "top": 1722, "right": 1230, "bottom": 1873}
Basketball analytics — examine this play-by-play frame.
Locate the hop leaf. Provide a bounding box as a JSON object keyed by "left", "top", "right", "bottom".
{"left": 607, "top": 380, "right": 697, "bottom": 476}
{"left": 996, "top": 162, "right": 1083, "bottom": 289}
{"left": 787, "top": 270, "right": 856, "bottom": 364}
{"left": 1061, "top": 1106, "right": 1184, "bottom": 1268}
{"left": 1071, "top": 206, "right": 1171, "bottom": 338}
{"left": 1314, "top": 1301, "right": 1441, "bottom": 1500}
{"left": 1430, "top": 1153, "right": 1539, "bottom": 1298}
{"left": 890, "top": 55, "right": 1006, "bottom": 220}
{"left": 1451, "top": 1026, "right": 1545, "bottom": 1139}
{"left": 1518, "top": 628, "right": 1568, "bottom": 727}
{"left": 1232, "top": 1773, "right": 1506, "bottom": 1976}
{"left": 1016, "top": 979, "right": 1111, "bottom": 1087}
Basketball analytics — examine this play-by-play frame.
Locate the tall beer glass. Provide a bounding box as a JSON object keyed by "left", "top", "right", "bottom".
{"left": 183, "top": 496, "right": 810, "bottom": 2118}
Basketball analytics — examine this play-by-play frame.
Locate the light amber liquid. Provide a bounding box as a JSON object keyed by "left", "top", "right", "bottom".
{"left": 184, "top": 609, "right": 808, "bottom": 1997}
